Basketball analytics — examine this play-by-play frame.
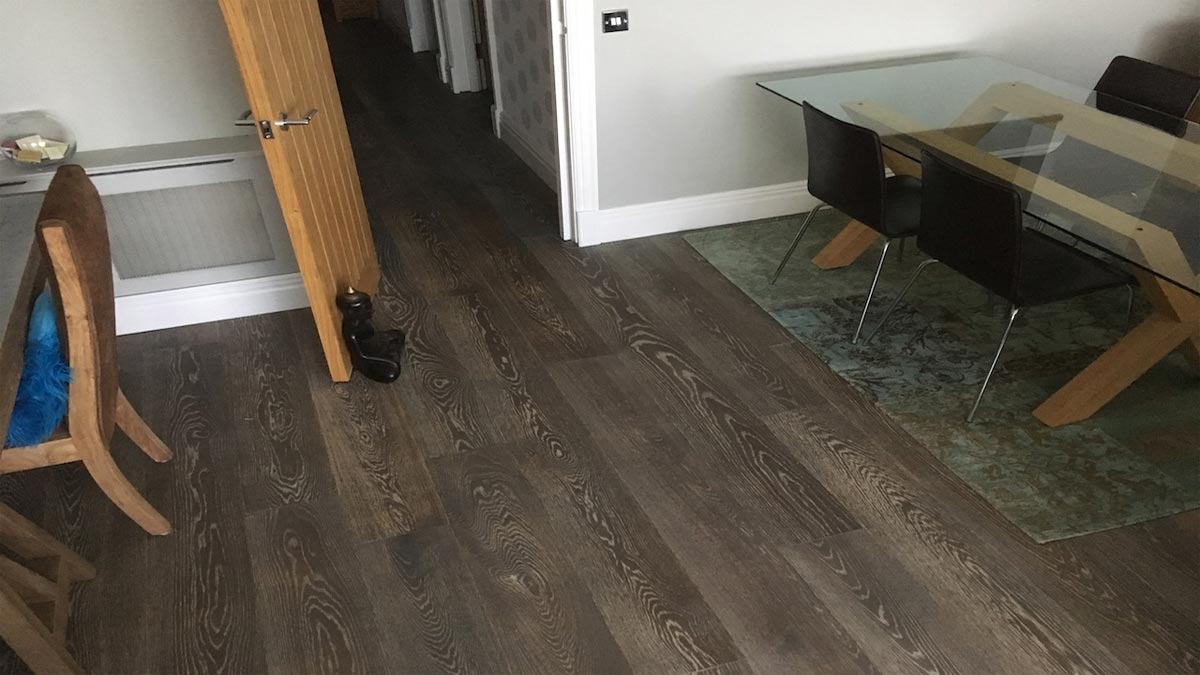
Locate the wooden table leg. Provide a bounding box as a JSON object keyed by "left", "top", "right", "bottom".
{"left": 1033, "top": 274, "right": 1200, "bottom": 427}
{"left": 811, "top": 221, "right": 880, "bottom": 269}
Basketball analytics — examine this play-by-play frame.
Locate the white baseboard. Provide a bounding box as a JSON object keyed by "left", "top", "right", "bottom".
{"left": 496, "top": 112, "right": 558, "bottom": 190}
{"left": 115, "top": 273, "right": 309, "bottom": 336}
{"left": 575, "top": 180, "right": 818, "bottom": 247}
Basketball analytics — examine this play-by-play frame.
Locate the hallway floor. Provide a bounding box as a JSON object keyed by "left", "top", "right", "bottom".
{"left": 1, "top": 17, "right": 1196, "bottom": 675}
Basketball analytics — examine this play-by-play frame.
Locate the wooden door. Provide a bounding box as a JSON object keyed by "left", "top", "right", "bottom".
{"left": 219, "top": 0, "right": 379, "bottom": 382}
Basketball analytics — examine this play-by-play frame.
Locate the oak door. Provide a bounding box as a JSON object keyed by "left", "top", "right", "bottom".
{"left": 219, "top": 0, "right": 379, "bottom": 381}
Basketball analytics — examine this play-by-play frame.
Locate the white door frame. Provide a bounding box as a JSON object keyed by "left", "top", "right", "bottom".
{"left": 404, "top": 0, "right": 438, "bottom": 53}
{"left": 557, "top": 0, "right": 599, "bottom": 241}
{"left": 479, "top": 0, "right": 598, "bottom": 242}
{"left": 432, "top": 0, "right": 485, "bottom": 92}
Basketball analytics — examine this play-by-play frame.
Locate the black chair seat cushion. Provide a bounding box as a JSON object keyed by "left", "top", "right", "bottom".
{"left": 881, "top": 175, "right": 922, "bottom": 238}
{"left": 1017, "top": 229, "right": 1134, "bottom": 306}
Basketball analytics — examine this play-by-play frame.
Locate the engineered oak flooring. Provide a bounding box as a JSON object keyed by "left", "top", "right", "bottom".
{"left": 1, "top": 16, "right": 1197, "bottom": 675}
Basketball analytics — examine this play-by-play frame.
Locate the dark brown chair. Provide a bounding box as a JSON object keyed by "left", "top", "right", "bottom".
{"left": 0, "top": 165, "right": 172, "bottom": 535}
{"left": 1094, "top": 55, "right": 1200, "bottom": 134}
{"left": 865, "top": 151, "right": 1134, "bottom": 422}
{"left": 772, "top": 102, "right": 923, "bottom": 343}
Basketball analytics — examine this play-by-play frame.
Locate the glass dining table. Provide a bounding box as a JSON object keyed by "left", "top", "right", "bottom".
{"left": 759, "top": 56, "right": 1200, "bottom": 426}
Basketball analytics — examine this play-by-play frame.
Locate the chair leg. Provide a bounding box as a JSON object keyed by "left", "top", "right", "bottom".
{"left": 968, "top": 305, "right": 1021, "bottom": 423}
{"left": 863, "top": 259, "right": 940, "bottom": 344}
{"left": 75, "top": 431, "right": 170, "bottom": 535}
{"left": 852, "top": 239, "right": 893, "bottom": 344}
{"left": 770, "top": 204, "right": 825, "bottom": 284}
{"left": 115, "top": 389, "right": 172, "bottom": 463}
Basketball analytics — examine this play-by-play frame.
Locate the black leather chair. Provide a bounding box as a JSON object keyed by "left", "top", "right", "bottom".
{"left": 772, "top": 102, "right": 923, "bottom": 343}
{"left": 1094, "top": 55, "right": 1200, "bottom": 135}
{"left": 865, "top": 151, "right": 1134, "bottom": 422}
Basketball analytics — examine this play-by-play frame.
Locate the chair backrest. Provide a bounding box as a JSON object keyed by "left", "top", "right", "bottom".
{"left": 1094, "top": 56, "right": 1200, "bottom": 135}
{"left": 803, "top": 102, "right": 887, "bottom": 229}
{"left": 36, "top": 165, "right": 118, "bottom": 442}
{"left": 917, "top": 151, "right": 1025, "bottom": 301}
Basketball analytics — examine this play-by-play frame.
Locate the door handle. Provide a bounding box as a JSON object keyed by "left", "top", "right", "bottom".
{"left": 274, "top": 109, "right": 318, "bottom": 130}
{"left": 234, "top": 110, "right": 256, "bottom": 126}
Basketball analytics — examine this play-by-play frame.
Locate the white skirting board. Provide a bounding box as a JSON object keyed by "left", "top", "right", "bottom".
{"left": 575, "top": 180, "right": 818, "bottom": 247}
{"left": 496, "top": 110, "right": 559, "bottom": 191}
{"left": 115, "top": 273, "right": 309, "bottom": 336}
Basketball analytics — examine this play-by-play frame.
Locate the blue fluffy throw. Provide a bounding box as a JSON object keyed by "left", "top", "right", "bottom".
{"left": 4, "top": 291, "right": 71, "bottom": 448}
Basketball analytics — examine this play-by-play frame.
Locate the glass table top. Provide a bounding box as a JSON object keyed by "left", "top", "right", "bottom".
{"left": 760, "top": 56, "right": 1200, "bottom": 295}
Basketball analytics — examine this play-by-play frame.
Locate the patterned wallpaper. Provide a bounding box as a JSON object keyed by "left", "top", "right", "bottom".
{"left": 491, "top": 0, "right": 557, "bottom": 171}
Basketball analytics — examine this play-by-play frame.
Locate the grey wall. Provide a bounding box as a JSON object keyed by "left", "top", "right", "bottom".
{"left": 492, "top": 0, "right": 558, "bottom": 171}
{"left": 379, "top": 0, "right": 439, "bottom": 52}
{"left": 591, "top": 0, "right": 1200, "bottom": 209}
{"left": 0, "top": 0, "right": 251, "bottom": 151}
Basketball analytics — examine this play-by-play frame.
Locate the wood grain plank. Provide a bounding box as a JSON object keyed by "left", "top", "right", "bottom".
{"left": 780, "top": 529, "right": 988, "bottom": 675}
{"left": 531, "top": 243, "right": 858, "bottom": 542}
{"left": 367, "top": 249, "right": 530, "bottom": 456}
{"left": 133, "top": 344, "right": 265, "bottom": 675}
{"left": 245, "top": 500, "right": 385, "bottom": 674}
{"left": 603, "top": 237, "right": 808, "bottom": 415}
{"left": 358, "top": 526, "right": 510, "bottom": 675}
{"left": 430, "top": 448, "right": 632, "bottom": 674}
{"left": 546, "top": 357, "right": 878, "bottom": 674}
{"left": 761, "top": 409, "right": 1132, "bottom": 675}
{"left": 768, "top": 341, "right": 1200, "bottom": 674}
{"left": 289, "top": 313, "right": 445, "bottom": 541}
{"left": 506, "top": 436, "right": 744, "bottom": 674}
{"left": 474, "top": 238, "right": 617, "bottom": 362}
{"left": 592, "top": 422, "right": 880, "bottom": 675}
{"left": 426, "top": 290, "right": 591, "bottom": 453}
{"left": 556, "top": 348, "right": 859, "bottom": 543}
{"left": 219, "top": 315, "right": 336, "bottom": 511}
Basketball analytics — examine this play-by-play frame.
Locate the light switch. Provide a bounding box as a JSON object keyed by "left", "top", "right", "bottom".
{"left": 602, "top": 10, "right": 629, "bottom": 33}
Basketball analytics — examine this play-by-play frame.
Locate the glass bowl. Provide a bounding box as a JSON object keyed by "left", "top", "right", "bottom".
{"left": 0, "top": 111, "right": 77, "bottom": 170}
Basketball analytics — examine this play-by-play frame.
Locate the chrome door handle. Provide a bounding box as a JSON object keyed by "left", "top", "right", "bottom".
{"left": 234, "top": 110, "right": 256, "bottom": 126}
{"left": 274, "top": 109, "right": 318, "bottom": 130}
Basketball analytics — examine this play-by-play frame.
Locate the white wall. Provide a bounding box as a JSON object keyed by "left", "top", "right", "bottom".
{"left": 0, "top": 0, "right": 251, "bottom": 152}
{"left": 591, "top": 0, "right": 1200, "bottom": 210}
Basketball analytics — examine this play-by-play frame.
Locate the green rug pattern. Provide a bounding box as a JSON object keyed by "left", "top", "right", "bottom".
{"left": 685, "top": 211, "right": 1199, "bottom": 542}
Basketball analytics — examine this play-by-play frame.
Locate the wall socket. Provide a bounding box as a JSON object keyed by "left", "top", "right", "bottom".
{"left": 601, "top": 10, "right": 629, "bottom": 33}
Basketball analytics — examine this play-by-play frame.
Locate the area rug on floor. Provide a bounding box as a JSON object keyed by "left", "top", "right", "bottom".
{"left": 685, "top": 211, "right": 1200, "bottom": 542}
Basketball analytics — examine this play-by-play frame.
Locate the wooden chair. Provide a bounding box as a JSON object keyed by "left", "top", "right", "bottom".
{"left": 0, "top": 502, "right": 95, "bottom": 674}
{"left": 0, "top": 165, "right": 172, "bottom": 535}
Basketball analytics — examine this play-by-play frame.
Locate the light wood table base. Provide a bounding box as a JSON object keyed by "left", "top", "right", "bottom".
{"left": 1033, "top": 273, "right": 1200, "bottom": 427}
{"left": 812, "top": 220, "right": 880, "bottom": 269}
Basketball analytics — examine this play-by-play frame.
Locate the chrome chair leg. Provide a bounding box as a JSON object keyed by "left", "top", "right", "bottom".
{"left": 968, "top": 305, "right": 1021, "bottom": 423}
{"left": 1123, "top": 284, "right": 1135, "bottom": 329}
{"left": 863, "top": 259, "right": 940, "bottom": 344}
{"left": 852, "top": 239, "right": 892, "bottom": 344}
{"left": 770, "top": 204, "right": 825, "bottom": 285}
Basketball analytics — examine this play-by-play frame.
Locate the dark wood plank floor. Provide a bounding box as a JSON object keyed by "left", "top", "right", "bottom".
{"left": 3, "top": 16, "right": 1198, "bottom": 675}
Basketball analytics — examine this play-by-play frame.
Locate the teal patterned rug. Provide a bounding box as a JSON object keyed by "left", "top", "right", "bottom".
{"left": 685, "top": 211, "right": 1200, "bottom": 542}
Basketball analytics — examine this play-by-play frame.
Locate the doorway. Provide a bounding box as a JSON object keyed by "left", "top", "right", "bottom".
{"left": 359, "top": 0, "right": 578, "bottom": 242}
